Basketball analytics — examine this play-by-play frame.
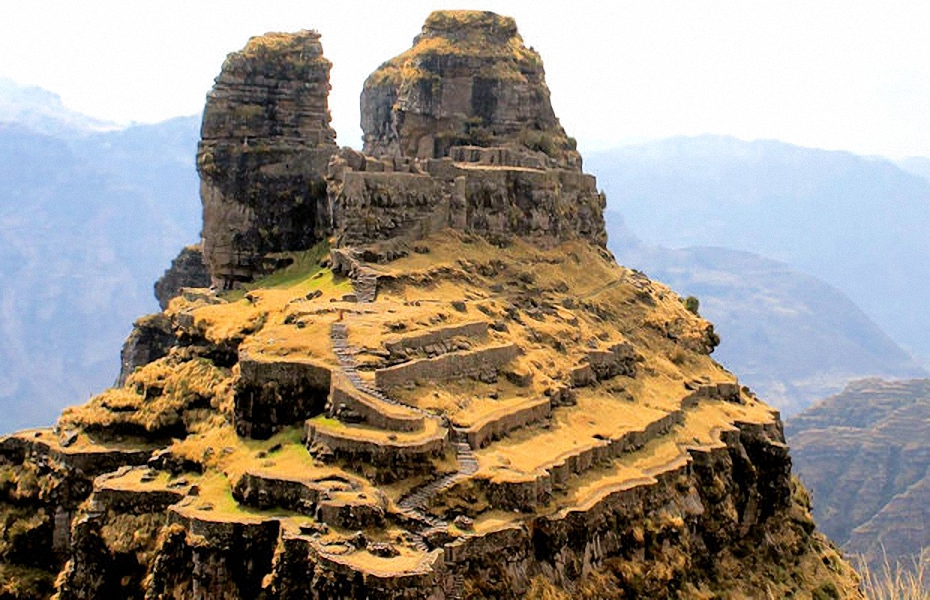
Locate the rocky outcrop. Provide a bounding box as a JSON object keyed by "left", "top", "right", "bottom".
{"left": 197, "top": 30, "right": 338, "bottom": 287}
{"left": 0, "top": 11, "right": 862, "bottom": 600}
{"left": 327, "top": 148, "right": 607, "bottom": 249}
{"left": 154, "top": 244, "right": 211, "bottom": 310}
{"left": 117, "top": 313, "right": 177, "bottom": 385}
{"left": 235, "top": 352, "right": 332, "bottom": 439}
{"left": 361, "top": 11, "right": 580, "bottom": 170}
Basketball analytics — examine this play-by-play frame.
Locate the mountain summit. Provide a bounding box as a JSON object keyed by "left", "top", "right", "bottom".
{"left": 0, "top": 12, "right": 859, "bottom": 599}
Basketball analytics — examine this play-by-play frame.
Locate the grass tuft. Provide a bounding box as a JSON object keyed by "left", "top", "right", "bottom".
{"left": 858, "top": 548, "right": 929, "bottom": 599}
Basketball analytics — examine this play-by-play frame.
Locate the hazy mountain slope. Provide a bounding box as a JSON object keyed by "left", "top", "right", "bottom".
{"left": 606, "top": 215, "right": 925, "bottom": 416}
{"left": 896, "top": 156, "right": 930, "bottom": 183}
{"left": 588, "top": 137, "right": 930, "bottom": 365}
{"left": 786, "top": 379, "right": 930, "bottom": 564}
{"left": 0, "top": 116, "right": 201, "bottom": 432}
{"left": 0, "top": 77, "right": 118, "bottom": 136}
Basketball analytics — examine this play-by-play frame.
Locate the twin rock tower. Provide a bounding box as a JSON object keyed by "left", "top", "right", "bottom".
{"left": 0, "top": 10, "right": 862, "bottom": 600}
{"left": 196, "top": 11, "right": 605, "bottom": 289}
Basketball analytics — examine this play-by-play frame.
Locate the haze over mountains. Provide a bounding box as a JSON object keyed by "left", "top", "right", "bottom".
{"left": 0, "top": 83, "right": 201, "bottom": 431}
{"left": 587, "top": 136, "right": 930, "bottom": 367}
{"left": 605, "top": 219, "right": 925, "bottom": 415}
{"left": 1, "top": 79, "right": 928, "bottom": 429}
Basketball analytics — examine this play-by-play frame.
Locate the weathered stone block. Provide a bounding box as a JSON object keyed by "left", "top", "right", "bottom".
{"left": 375, "top": 344, "right": 521, "bottom": 390}
{"left": 235, "top": 352, "right": 332, "bottom": 439}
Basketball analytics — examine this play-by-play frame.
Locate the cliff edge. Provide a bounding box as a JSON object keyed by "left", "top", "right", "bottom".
{"left": 0, "top": 11, "right": 861, "bottom": 600}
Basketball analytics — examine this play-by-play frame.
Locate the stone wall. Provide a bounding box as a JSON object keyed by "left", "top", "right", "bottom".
{"left": 463, "top": 397, "right": 551, "bottom": 448}
{"left": 304, "top": 420, "right": 447, "bottom": 474}
{"left": 328, "top": 153, "right": 607, "bottom": 249}
{"left": 375, "top": 344, "right": 521, "bottom": 390}
{"left": 235, "top": 352, "right": 332, "bottom": 439}
{"left": 467, "top": 409, "right": 686, "bottom": 513}
{"left": 266, "top": 534, "right": 445, "bottom": 599}
{"left": 384, "top": 321, "right": 489, "bottom": 357}
{"left": 328, "top": 375, "right": 424, "bottom": 432}
{"left": 571, "top": 342, "right": 637, "bottom": 387}
{"left": 145, "top": 510, "right": 281, "bottom": 600}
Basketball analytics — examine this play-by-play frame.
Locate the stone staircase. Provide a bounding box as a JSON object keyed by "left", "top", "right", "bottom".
{"left": 330, "top": 320, "right": 476, "bottom": 598}
{"left": 332, "top": 322, "right": 431, "bottom": 419}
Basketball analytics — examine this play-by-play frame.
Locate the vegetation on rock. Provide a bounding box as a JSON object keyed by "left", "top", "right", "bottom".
{"left": 0, "top": 10, "right": 865, "bottom": 600}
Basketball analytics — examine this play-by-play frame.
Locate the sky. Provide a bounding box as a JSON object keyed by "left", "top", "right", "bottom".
{"left": 1, "top": 1, "right": 928, "bottom": 158}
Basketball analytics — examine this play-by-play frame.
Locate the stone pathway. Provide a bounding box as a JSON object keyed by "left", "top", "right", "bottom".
{"left": 329, "top": 320, "right": 475, "bottom": 598}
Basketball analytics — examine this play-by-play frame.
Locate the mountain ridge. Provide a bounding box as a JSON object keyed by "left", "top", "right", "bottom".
{"left": 605, "top": 214, "right": 926, "bottom": 416}
{"left": 588, "top": 135, "right": 930, "bottom": 366}
{"left": 0, "top": 13, "right": 860, "bottom": 599}
{"left": 787, "top": 378, "right": 930, "bottom": 566}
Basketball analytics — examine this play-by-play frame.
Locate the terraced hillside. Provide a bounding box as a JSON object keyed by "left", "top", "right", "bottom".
{"left": 0, "top": 232, "right": 859, "bottom": 598}
{"left": 788, "top": 378, "right": 930, "bottom": 568}
{"left": 0, "top": 10, "right": 860, "bottom": 600}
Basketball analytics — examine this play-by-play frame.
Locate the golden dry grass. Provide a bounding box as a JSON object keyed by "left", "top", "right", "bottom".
{"left": 858, "top": 549, "right": 929, "bottom": 600}
{"left": 59, "top": 355, "right": 233, "bottom": 435}
{"left": 366, "top": 10, "right": 537, "bottom": 87}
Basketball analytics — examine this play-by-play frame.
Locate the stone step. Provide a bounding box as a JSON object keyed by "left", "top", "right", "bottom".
{"left": 449, "top": 574, "right": 465, "bottom": 600}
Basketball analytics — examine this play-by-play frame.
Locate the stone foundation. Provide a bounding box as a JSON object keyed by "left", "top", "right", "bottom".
{"left": 235, "top": 353, "right": 332, "bottom": 439}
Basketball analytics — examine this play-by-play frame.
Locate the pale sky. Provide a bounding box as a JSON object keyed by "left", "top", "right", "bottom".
{"left": 1, "top": 1, "right": 928, "bottom": 158}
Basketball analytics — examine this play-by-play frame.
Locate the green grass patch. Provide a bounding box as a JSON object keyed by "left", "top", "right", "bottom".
{"left": 222, "top": 240, "right": 350, "bottom": 301}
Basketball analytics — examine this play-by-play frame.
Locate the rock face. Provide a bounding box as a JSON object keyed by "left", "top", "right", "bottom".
{"left": 197, "top": 13, "right": 604, "bottom": 290}
{"left": 154, "top": 244, "right": 212, "bottom": 310}
{"left": 326, "top": 147, "right": 606, "bottom": 249}
{"left": 197, "top": 30, "right": 338, "bottom": 288}
{"left": 0, "top": 11, "right": 862, "bottom": 600}
{"left": 361, "top": 11, "right": 580, "bottom": 169}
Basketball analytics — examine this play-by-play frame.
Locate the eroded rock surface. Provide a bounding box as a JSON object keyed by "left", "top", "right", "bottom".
{"left": 197, "top": 30, "right": 338, "bottom": 288}
{"left": 362, "top": 11, "right": 580, "bottom": 170}
{"left": 0, "top": 10, "right": 862, "bottom": 600}
{"left": 154, "top": 244, "right": 211, "bottom": 310}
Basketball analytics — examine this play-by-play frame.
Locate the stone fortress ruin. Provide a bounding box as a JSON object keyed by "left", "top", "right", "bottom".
{"left": 0, "top": 10, "right": 861, "bottom": 600}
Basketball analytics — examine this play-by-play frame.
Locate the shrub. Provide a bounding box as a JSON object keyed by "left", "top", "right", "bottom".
{"left": 683, "top": 296, "right": 700, "bottom": 316}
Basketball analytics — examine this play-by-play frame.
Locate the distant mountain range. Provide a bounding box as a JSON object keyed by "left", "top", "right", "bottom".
{"left": 588, "top": 137, "right": 930, "bottom": 367}
{"left": 787, "top": 378, "right": 930, "bottom": 565}
{"left": 0, "top": 89, "right": 201, "bottom": 431}
{"left": 606, "top": 218, "right": 925, "bottom": 416}
{"left": 0, "top": 77, "right": 119, "bottom": 136}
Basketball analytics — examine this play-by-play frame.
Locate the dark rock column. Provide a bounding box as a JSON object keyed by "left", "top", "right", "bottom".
{"left": 197, "top": 30, "right": 338, "bottom": 288}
